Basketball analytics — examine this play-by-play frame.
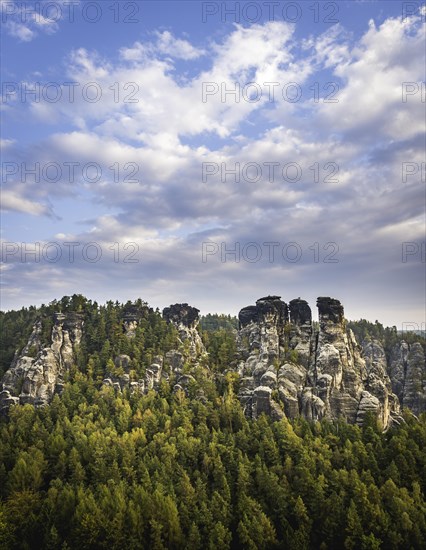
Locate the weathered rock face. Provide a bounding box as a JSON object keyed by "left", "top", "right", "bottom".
{"left": 102, "top": 302, "right": 208, "bottom": 399}
{"left": 163, "top": 303, "right": 200, "bottom": 328}
{"left": 238, "top": 296, "right": 287, "bottom": 363}
{"left": 312, "top": 298, "right": 369, "bottom": 424}
{"left": 317, "top": 297, "right": 344, "bottom": 325}
{"left": 163, "top": 303, "right": 206, "bottom": 360}
{"left": 162, "top": 303, "right": 208, "bottom": 397}
{"left": 404, "top": 343, "right": 426, "bottom": 415}
{"left": 236, "top": 296, "right": 288, "bottom": 418}
{"left": 121, "top": 303, "right": 151, "bottom": 338}
{"left": 0, "top": 313, "right": 83, "bottom": 412}
{"left": 123, "top": 316, "right": 139, "bottom": 338}
{"left": 103, "top": 355, "right": 165, "bottom": 396}
{"left": 288, "top": 299, "right": 312, "bottom": 367}
{"left": 388, "top": 341, "right": 426, "bottom": 416}
{"left": 237, "top": 296, "right": 404, "bottom": 428}
{"left": 360, "top": 340, "right": 401, "bottom": 426}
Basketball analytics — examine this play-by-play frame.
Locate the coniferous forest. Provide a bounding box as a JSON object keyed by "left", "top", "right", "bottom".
{"left": 0, "top": 297, "right": 425, "bottom": 549}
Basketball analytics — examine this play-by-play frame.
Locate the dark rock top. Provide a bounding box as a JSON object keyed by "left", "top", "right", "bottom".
{"left": 239, "top": 305, "right": 259, "bottom": 327}
{"left": 256, "top": 295, "right": 282, "bottom": 302}
{"left": 239, "top": 296, "right": 288, "bottom": 328}
{"left": 256, "top": 296, "right": 288, "bottom": 323}
{"left": 289, "top": 298, "right": 312, "bottom": 325}
{"left": 240, "top": 296, "right": 344, "bottom": 329}
{"left": 163, "top": 303, "right": 200, "bottom": 328}
{"left": 122, "top": 304, "right": 150, "bottom": 321}
{"left": 317, "top": 297, "right": 344, "bottom": 324}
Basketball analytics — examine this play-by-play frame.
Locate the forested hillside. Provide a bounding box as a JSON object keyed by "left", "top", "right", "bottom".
{"left": 348, "top": 319, "right": 426, "bottom": 358}
{"left": 1, "top": 383, "right": 425, "bottom": 549}
{"left": 2, "top": 300, "right": 422, "bottom": 381}
{"left": 200, "top": 313, "right": 238, "bottom": 332}
{"left": 0, "top": 296, "right": 180, "bottom": 382}
{"left": 1, "top": 296, "right": 426, "bottom": 549}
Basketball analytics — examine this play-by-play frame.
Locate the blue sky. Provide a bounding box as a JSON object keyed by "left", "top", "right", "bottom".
{"left": 1, "top": 0, "right": 425, "bottom": 327}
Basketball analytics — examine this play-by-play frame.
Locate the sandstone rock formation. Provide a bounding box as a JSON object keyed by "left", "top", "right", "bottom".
{"left": 102, "top": 304, "right": 207, "bottom": 398}
{"left": 122, "top": 303, "right": 150, "bottom": 338}
{"left": 102, "top": 354, "right": 165, "bottom": 396}
{"left": 0, "top": 312, "right": 83, "bottom": 412}
{"left": 388, "top": 341, "right": 426, "bottom": 416}
{"left": 1, "top": 297, "right": 424, "bottom": 427}
{"left": 162, "top": 303, "right": 208, "bottom": 395}
{"left": 237, "top": 296, "right": 404, "bottom": 428}
{"left": 0, "top": 304, "right": 206, "bottom": 412}
{"left": 163, "top": 303, "right": 206, "bottom": 360}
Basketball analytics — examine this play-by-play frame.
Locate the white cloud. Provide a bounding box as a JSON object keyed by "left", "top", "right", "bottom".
{"left": 32, "top": 12, "right": 59, "bottom": 33}
{"left": 1, "top": 189, "right": 51, "bottom": 216}
{"left": 1, "top": 0, "right": 61, "bottom": 41}
{"left": 17, "top": 21, "right": 304, "bottom": 140}
{"left": 6, "top": 20, "right": 35, "bottom": 41}
{"left": 120, "top": 41, "right": 149, "bottom": 62}
{"left": 312, "top": 12, "right": 425, "bottom": 142}
{"left": 0, "top": 138, "right": 16, "bottom": 148}
{"left": 156, "top": 31, "right": 205, "bottom": 60}
{"left": 120, "top": 31, "right": 205, "bottom": 62}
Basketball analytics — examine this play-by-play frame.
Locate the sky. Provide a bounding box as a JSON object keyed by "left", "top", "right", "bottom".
{"left": 0, "top": 0, "right": 425, "bottom": 328}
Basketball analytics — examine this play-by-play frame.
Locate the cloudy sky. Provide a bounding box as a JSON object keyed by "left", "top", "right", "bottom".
{"left": 1, "top": 0, "right": 425, "bottom": 327}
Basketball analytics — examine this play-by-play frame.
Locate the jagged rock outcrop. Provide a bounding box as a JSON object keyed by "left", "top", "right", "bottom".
{"left": 0, "top": 312, "right": 83, "bottom": 412}
{"left": 163, "top": 303, "right": 206, "bottom": 360}
{"left": 237, "top": 296, "right": 288, "bottom": 418}
{"left": 162, "top": 303, "right": 208, "bottom": 397}
{"left": 123, "top": 314, "right": 139, "bottom": 338}
{"left": 0, "top": 304, "right": 206, "bottom": 412}
{"left": 101, "top": 303, "right": 208, "bottom": 398}
{"left": 103, "top": 355, "right": 165, "bottom": 396}
{"left": 1, "top": 296, "right": 424, "bottom": 426}
{"left": 314, "top": 297, "right": 368, "bottom": 424}
{"left": 288, "top": 298, "right": 312, "bottom": 367}
{"left": 356, "top": 391, "right": 381, "bottom": 424}
{"left": 388, "top": 341, "right": 426, "bottom": 416}
{"left": 100, "top": 303, "right": 208, "bottom": 400}
{"left": 237, "top": 296, "right": 404, "bottom": 428}
{"left": 361, "top": 340, "right": 401, "bottom": 426}
{"left": 165, "top": 350, "right": 185, "bottom": 373}
{"left": 403, "top": 343, "right": 426, "bottom": 415}
{"left": 122, "top": 303, "right": 151, "bottom": 338}
{"left": 163, "top": 303, "right": 200, "bottom": 327}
